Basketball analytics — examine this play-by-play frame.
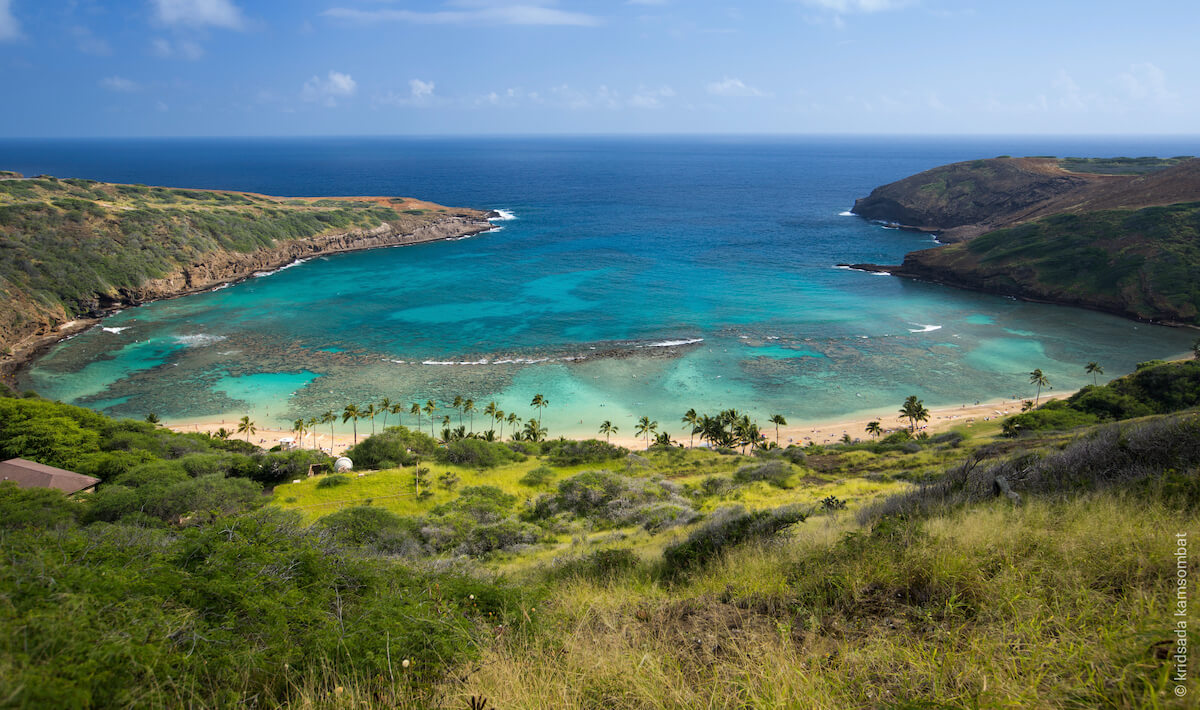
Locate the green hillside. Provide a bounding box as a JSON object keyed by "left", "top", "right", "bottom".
{"left": 899, "top": 201, "right": 1200, "bottom": 324}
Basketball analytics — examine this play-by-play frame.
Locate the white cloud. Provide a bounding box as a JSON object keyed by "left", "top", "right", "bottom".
{"left": 151, "top": 37, "right": 205, "bottom": 60}
{"left": 100, "top": 76, "right": 141, "bottom": 93}
{"left": 706, "top": 77, "right": 769, "bottom": 97}
{"left": 1116, "top": 62, "right": 1175, "bottom": 102}
{"left": 301, "top": 70, "right": 357, "bottom": 106}
{"left": 409, "top": 78, "right": 435, "bottom": 99}
{"left": 798, "top": 0, "right": 914, "bottom": 12}
{"left": 71, "top": 26, "right": 112, "bottom": 56}
{"left": 0, "top": 0, "right": 20, "bottom": 42}
{"left": 322, "top": 3, "right": 601, "bottom": 27}
{"left": 629, "top": 85, "right": 675, "bottom": 109}
{"left": 151, "top": 0, "right": 246, "bottom": 30}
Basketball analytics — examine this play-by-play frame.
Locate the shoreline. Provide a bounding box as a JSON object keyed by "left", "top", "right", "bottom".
{"left": 0, "top": 208, "right": 499, "bottom": 386}
{"left": 165, "top": 391, "right": 1076, "bottom": 457}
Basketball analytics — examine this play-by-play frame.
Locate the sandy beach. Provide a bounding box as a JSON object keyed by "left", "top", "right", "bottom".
{"left": 166, "top": 391, "right": 1075, "bottom": 456}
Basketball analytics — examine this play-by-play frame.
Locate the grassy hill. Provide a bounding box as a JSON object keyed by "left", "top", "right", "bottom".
{"left": 0, "top": 173, "right": 490, "bottom": 371}
{"left": 895, "top": 201, "right": 1200, "bottom": 324}
{"left": 0, "top": 357, "right": 1197, "bottom": 707}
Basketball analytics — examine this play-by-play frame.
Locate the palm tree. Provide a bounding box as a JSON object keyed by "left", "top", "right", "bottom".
{"left": 635, "top": 416, "right": 658, "bottom": 448}
{"left": 1085, "top": 362, "right": 1103, "bottom": 386}
{"left": 214, "top": 427, "right": 232, "bottom": 440}
{"left": 389, "top": 402, "right": 404, "bottom": 428}
{"left": 410, "top": 402, "right": 422, "bottom": 436}
{"left": 441, "top": 415, "right": 452, "bottom": 432}
{"left": 306, "top": 416, "right": 320, "bottom": 449}
{"left": 768, "top": 414, "right": 786, "bottom": 446}
{"left": 379, "top": 397, "right": 393, "bottom": 428}
{"left": 292, "top": 418, "right": 307, "bottom": 447}
{"left": 599, "top": 420, "right": 617, "bottom": 442}
{"left": 463, "top": 398, "right": 476, "bottom": 433}
{"left": 342, "top": 404, "right": 362, "bottom": 445}
{"left": 364, "top": 403, "right": 378, "bottom": 436}
{"left": 237, "top": 415, "right": 256, "bottom": 443}
{"left": 866, "top": 421, "right": 883, "bottom": 439}
{"left": 530, "top": 393, "right": 548, "bottom": 426}
{"left": 321, "top": 410, "right": 335, "bottom": 451}
{"left": 494, "top": 409, "right": 505, "bottom": 438}
{"left": 423, "top": 400, "right": 437, "bottom": 437}
{"left": 1029, "top": 369, "right": 1049, "bottom": 406}
{"left": 452, "top": 395, "right": 465, "bottom": 427}
{"left": 507, "top": 413, "right": 520, "bottom": 440}
{"left": 522, "top": 419, "right": 547, "bottom": 442}
{"left": 899, "top": 396, "right": 930, "bottom": 433}
{"left": 483, "top": 401, "right": 498, "bottom": 428}
{"left": 681, "top": 408, "right": 699, "bottom": 447}
{"left": 654, "top": 431, "right": 675, "bottom": 447}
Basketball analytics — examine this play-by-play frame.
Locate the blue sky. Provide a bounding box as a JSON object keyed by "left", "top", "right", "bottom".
{"left": 0, "top": 0, "right": 1196, "bottom": 136}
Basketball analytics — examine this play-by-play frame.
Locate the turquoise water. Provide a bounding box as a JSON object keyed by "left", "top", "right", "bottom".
{"left": 7, "top": 136, "right": 1198, "bottom": 437}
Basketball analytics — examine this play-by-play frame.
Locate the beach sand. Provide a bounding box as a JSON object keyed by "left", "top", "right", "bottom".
{"left": 166, "top": 391, "right": 1074, "bottom": 456}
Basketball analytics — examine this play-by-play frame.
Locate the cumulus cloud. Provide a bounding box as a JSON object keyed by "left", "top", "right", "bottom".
{"left": 0, "top": 0, "right": 20, "bottom": 42}
{"left": 797, "top": 0, "right": 913, "bottom": 12}
{"left": 706, "top": 77, "right": 769, "bottom": 97}
{"left": 301, "top": 70, "right": 357, "bottom": 106}
{"left": 100, "top": 76, "right": 141, "bottom": 92}
{"left": 1116, "top": 62, "right": 1175, "bottom": 102}
{"left": 629, "top": 85, "right": 675, "bottom": 109}
{"left": 151, "top": 37, "right": 205, "bottom": 60}
{"left": 151, "top": 0, "right": 246, "bottom": 30}
{"left": 409, "top": 78, "right": 435, "bottom": 99}
{"left": 322, "top": 2, "right": 601, "bottom": 27}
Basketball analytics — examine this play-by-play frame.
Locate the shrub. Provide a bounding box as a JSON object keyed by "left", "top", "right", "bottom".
{"left": 317, "top": 505, "right": 423, "bottom": 555}
{"left": 541, "top": 439, "right": 628, "bottom": 466}
{"left": 343, "top": 426, "right": 437, "bottom": 469}
{"left": 255, "top": 449, "right": 333, "bottom": 485}
{"left": 435, "top": 438, "right": 521, "bottom": 468}
{"left": 316, "top": 474, "right": 351, "bottom": 489}
{"left": 733, "top": 460, "right": 793, "bottom": 488}
{"left": 554, "top": 548, "right": 639, "bottom": 580}
{"left": 662, "top": 505, "right": 806, "bottom": 574}
{"left": 519, "top": 465, "right": 556, "bottom": 488}
{"left": 532, "top": 470, "right": 696, "bottom": 529}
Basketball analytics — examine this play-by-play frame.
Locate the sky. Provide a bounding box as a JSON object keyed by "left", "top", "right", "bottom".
{"left": 0, "top": 0, "right": 1197, "bottom": 137}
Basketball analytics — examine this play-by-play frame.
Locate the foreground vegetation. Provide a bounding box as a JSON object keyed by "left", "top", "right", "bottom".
{"left": 1, "top": 355, "right": 1197, "bottom": 707}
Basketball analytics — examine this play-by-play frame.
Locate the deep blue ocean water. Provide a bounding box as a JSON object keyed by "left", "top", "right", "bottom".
{"left": 3, "top": 136, "right": 1198, "bottom": 437}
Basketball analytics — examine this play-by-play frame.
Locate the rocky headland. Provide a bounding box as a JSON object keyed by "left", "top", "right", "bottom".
{"left": 846, "top": 157, "right": 1200, "bottom": 326}
{"left": 0, "top": 173, "right": 496, "bottom": 380}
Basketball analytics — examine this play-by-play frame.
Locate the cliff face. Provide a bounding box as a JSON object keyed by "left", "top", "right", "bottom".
{"left": 0, "top": 174, "right": 495, "bottom": 378}
{"left": 852, "top": 157, "right": 1200, "bottom": 243}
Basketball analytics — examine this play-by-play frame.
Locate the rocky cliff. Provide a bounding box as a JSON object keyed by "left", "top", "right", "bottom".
{"left": 0, "top": 175, "right": 496, "bottom": 379}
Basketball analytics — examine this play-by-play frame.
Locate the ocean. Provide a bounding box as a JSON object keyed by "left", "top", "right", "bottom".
{"left": 4, "top": 135, "right": 1198, "bottom": 437}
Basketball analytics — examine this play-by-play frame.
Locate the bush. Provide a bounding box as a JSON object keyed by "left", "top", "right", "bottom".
{"left": 343, "top": 427, "right": 437, "bottom": 469}
{"left": 541, "top": 439, "right": 628, "bottom": 466}
{"left": 532, "top": 470, "right": 696, "bottom": 530}
{"left": 519, "top": 465, "right": 556, "bottom": 487}
{"left": 317, "top": 505, "right": 423, "bottom": 555}
{"left": 553, "top": 548, "right": 639, "bottom": 580}
{"left": 733, "top": 460, "right": 793, "bottom": 488}
{"left": 662, "top": 505, "right": 806, "bottom": 574}
{"left": 316, "top": 474, "right": 351, "bottom": 489}
{"left": 435, "top": 438, "right": 521, "bottom": 468}
{"left": 255, "top": 449, "right": 333, "bottom": 485}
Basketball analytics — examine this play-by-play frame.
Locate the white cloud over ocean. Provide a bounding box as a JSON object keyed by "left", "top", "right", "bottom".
{"left": 301, "top": 71, "right": 357, "bottom": 106}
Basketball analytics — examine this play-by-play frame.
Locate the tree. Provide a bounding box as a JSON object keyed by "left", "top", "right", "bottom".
{"left": 342, "top": 404, "right": 362, "bottom": 445}
{"left": 463, "top": 398, "right": 476, "bottom": 433}
{"left": 768, "top": 414, "right": 786, "bottom": 446}
{"left": 379, "top": 397, "right": 393, "bottom": 428}
{"left": 522, "top": 419, "right": 547, "bottom": 442}
{"left": 292, "top": 418, "right": 307, "bottom": 448}
{"left": 452, "top": 395, "right": 464, "bottom": 427}
{"left": 237, "top": 415, "right": 256, "bottom": 443}
{"left": 681, "top": 408, "right": 699, "bottom": 447}
{"left": 364, "top": 403, "right": 378, "bottom": 436}
{"left": 1193, "top": 336, "right": 1200, "bottom": 359}
{"left": 635, "top": 416, "right": 658, "bottom": 448}
{"left": 389, "top": 402, "right": 404, "bottom": 428}
{"left": 1029, "top": 368, "right": 1049, "bottom": 406}
{"left": 599, "top": 420, "right": 617, "bottom": 442}
{"left": 306, "top": 416, "right": 320, "bottom": 449}
{"left": 145, "top": 413, "right": 160, "bottom": 424}
{"left": 410, "top": 402, "right": 422, "bottom": 433}
{"left": 494, "top": 409, "right": 505, "bottom": 438}
{"left": 507, "top": 413, "right": 520, "bottom": 440}
{"left": 483, "top": 401, "right": 498, "bottom": 429}
{"left": 214, "top": 427, "right": 231, "bottom": 440}
{"left": 321, "top": 410, "right": 336, "bottom": 451}
{"left": 653, "top": 431, "right": 675, "bottom": 447}
{"left": 866, "top": 421, "right": 883, "bottom": 439}
{"left": 1085, "top": 362, "right": 1103, "bottom": 387}
{"left": 423, "top": 400, "right": 437, "bottom": 437}
{"left": 530, "top": 394, "right": 548, "bottom": 426}
{"left": 898, "top": 396, "right": 929, "bottom": 433}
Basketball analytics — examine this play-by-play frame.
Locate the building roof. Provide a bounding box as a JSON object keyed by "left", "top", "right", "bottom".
{"left": 0, "top": 458, "right": 100, "bottom": 495}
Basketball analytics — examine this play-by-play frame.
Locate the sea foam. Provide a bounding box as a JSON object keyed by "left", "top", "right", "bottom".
{"left": 175, "top": 334, "right": 227, "bottom": 347}
{"left": 254, "top": 258, "right": 307, "bottom": 278}
{"left": 908, "top": 324, "right": 943, "bottom": 333}
{"left": 490, "top": 209, "right": 517, "bottom": 221}
{"left": 101, "top": 326, "right": 129, "bottom": 334}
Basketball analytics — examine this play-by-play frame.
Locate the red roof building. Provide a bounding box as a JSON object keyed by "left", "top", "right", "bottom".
{"left": 0, "top": 458, "right": 100, "bottom": 495}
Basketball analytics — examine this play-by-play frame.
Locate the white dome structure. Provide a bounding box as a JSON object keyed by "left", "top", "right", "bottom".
{"left": 334, "top": 456, "right": 353, "bottom": 472}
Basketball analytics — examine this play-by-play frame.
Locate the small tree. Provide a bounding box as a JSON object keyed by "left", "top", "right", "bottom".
{"left": 866, "top": 421, "right": 882, "bottom": 439}
{"left": 237, "top": 415, "right": 256, "bottom": 443}
{"left": 1085, "top": 362, "right": 1103, "bottom": 386}
{"left": 1029, "top": 368, "right": 1049, "bottom": 406}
